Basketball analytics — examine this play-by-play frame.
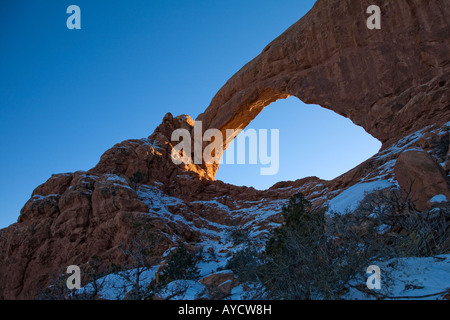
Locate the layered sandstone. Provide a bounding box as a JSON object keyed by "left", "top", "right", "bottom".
{"left": 197, "top": 0, "right": 450, "bottom": 177}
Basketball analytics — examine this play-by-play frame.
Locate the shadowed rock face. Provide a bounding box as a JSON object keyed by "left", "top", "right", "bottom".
{"left": 0, "top": 0, "right": 449, "bottom": 300}
{"left": 197, "top": 0, "right": 450, "bottom": 177}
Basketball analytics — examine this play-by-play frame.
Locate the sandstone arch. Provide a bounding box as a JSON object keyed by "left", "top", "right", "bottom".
{"left": 197, "top": 0, "right": 450, "bottom": 179}
{"left": 214, "top": 96, "right": 382, "bottom": 187}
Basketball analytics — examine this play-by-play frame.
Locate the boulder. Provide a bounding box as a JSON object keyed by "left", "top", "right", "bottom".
{"left": 394, "top": 150, "right": 450, "bottom": 211}
{"left": 199, "top": 270, "right": 239, "bottom": 299}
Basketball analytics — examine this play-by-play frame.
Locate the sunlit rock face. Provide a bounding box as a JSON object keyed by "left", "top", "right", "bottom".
{"left": 197, "top": 0, "right": 450, "bottom": 168}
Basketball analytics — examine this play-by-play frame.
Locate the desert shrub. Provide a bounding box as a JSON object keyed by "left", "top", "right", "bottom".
{"left": 159, "top": 244, "right": 200, "bottom": 285}
{"left": 228, "top": 228, "right": 251, "bottom": 245}
{"left": 36, "top": 270, "right": 76, "bottom": 300}
{"left": 36, "top": 256, "right": 111, "bottom": 300}
{"left": 228, "top": 193, "right": 386, "bottom": 300}
{"left": 260, "top": 193, "right": 385, "bottom": 300}
{"left": 226, "top": 247, "right": 261, "bottom": 283}
{"left": 355, "top": 187, "right": 450, "bottom": 256}
{"left": 130, "top": 171, "right": 146, "bottom": 186}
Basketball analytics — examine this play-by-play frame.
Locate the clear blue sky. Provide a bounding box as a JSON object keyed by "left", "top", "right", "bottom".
{"left": 0, "top": 0, "right": 381, "bottom": 229}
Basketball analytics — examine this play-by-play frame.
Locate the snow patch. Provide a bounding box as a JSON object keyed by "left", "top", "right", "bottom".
{"left": 345, "top": 254, "right": 450, "bottom": 300}
{"left": 326, "top": 180, "right": 394, "bottom": 214}
{"left": 32, "top": 194, "right": 60, "bottom": 201}
{"left": 430, "top": 194, "right": 448, "bottom": 203}
{"left": 105, "top": 174, "right": 128, "bottom": 184}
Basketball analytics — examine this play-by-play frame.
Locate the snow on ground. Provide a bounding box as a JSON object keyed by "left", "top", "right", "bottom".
{"left": 32, "top": 194, "right": 60, "bottom": 201}
{"left": 78, "top": 265, "right": 160, "bottom": 300}
{"left": 139, "top": 138, "right": 162, "bottom": 150}
{"left": 373, "top": 126, "right": 430, "bottom": 161}
{"left": 190, "top": 199, "right": 232, "bottom": 214}
{"left": 136, "top": 183, "right": 287, "bottom": 245}
{"left": 81, "top": 135, "right": 450, "bottom": 300}
{"left": 79, "top": 253, "right": 450, "bottom": 300}
{"left": 345, "top": 254, "right": 450, "bottom": 300}
{"left": 326, "top": 180, "right": 394, "bottom": 214}
{"left": 103, "top": 174, "right": 135, "bottom": 190}
{"left": 134, "top": 184, "right": 286, "bottom": 287}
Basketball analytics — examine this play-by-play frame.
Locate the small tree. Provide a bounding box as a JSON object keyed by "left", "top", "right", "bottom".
{"left": 265, "top": 193, "right": 322, "bottom": 256}
{"left": 228, "top": 228, "right": 251, "bottom": 245}
{"left": 115, "top": 222, "right": 165, "bottom": 300}
{"left": 159, "top": 244, "right": 200, "bottom": 285}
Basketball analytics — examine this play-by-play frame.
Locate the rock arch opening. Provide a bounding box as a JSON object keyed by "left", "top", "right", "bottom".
{"left": 214, "top": 96, "right": 382, "bottom": 190}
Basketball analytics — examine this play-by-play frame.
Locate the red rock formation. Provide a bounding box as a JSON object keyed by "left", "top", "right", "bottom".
{"left": 395, "top": 150, "right": 450, "bottom": 211}
{"left": 0, "top": 0, "right": 449, "bottom": 300}
{"left": 197, "top": 0, "right": 450, "bottom": 175}
{"left": 199, "top": 270, "right": 239, "bottom": 299}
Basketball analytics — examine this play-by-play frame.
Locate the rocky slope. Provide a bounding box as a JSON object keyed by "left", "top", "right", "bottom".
{"left": 0, "top": 0, "right": 449, "bottom": 299}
